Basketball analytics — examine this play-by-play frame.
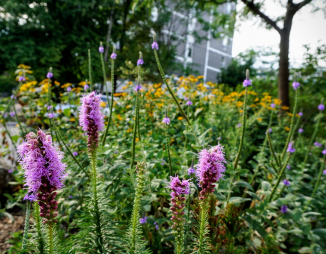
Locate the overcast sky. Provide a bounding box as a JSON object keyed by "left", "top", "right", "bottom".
{"left": 232, "top": 0, "right": 326, "bottom": 67}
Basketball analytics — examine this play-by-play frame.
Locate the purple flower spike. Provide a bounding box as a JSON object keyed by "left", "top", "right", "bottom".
{"left": 318, "top": 104, "right": 325, "bottom": 111}
{"left": 47, "top": 72, "right": 53, "bottom": 79}
{"left": 243, "top": 79, "right": 252, "bottom": 87}
{"left": 79, "top": 91, "right": 105, "bottom": 153}
{"left": 197, "top": 144, "right": 226, "bottom": 199}
{"left": 17, "top": 130, "right": 67, "bottom": 225}
{"left": 140, "top": 217, "right": 147, "bottom": 224}
{"left": 298, "top": 112, "right": 303, "bottom": 117}
{"left": 19, "top": 76, "right": 26, "bottom": 82}
{"left": 163, "top": 117, "right": 170, "bottom": 125}
{"left": 270, "top": 103, "right": 275, "bottom": 108}
{"left": 67, "top": 87, "right": 71, "bottom": 92}
{"left": 322, "top": 150, "right": 326, "bottom": 155}
{"left": 99, "top": 46, "right": 104, "bottom": 53}
{"left": 73, "top": 152, "right": 78, "bottom": 156}
{"left": 188, "top": 167, "right": 195, "bottom": 175}
{"left": 314, "top": 142, "right": 322, "bottom": 147}
{"left": 137, "top": 59, "right": 144, "bottom": 66}
{"left": 287, "top": 141, "right": 295, "bottom": 153}
{"left": 10, "top": 111, "right": 15, "bottom": 117}
{"left": 283, "top": 179, "right": 290, "bottom": 186}
{"left": 84, "top": 84, "right": 89, "bottom": 91}
{"left": 134, "top": 85, "right": 142, "bottom": 92}
{"left": 154, "top": 221, "right": 159, "bottom": 230}
{"left": 111, "top": 52, "right": 117, "bottom": 59}
{"left": 186, "top": 101, "right": 193, "bottom": 106}
{"left": 47, "top": 105, "right": 52, "bottom": 110}
{"left": 48, "top": 113, "right": 55, "bottom": 119}
{"left": 281, "top": 205, "right": 288, "bottom": 214}
{"left": 292, "top": 81, "right": 300, "bottom": 90}
{"left": 286, "top": 164, "right": 291, "bottom": 170}
{"left": 152, "top": 41, "right": 159, "bottom": 50}
{"left": 298, "top": 128, "right": 303, "bottom": 133}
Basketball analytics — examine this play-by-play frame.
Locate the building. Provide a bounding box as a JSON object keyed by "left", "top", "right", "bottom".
{"left": 154, "top": 2, "right": 235, "bottom": 82}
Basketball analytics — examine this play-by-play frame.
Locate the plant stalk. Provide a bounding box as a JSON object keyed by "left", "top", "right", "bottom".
{"left": 21, "top": 200, "right": 31, "bottom": 251}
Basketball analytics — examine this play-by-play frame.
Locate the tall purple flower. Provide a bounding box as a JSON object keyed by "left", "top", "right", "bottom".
{"left": 243, "top": 79, "right": 252, "bottom": 87}
{"left": 318, "top": 104, "right": 325, "bottom": 111}
{"left": 137, "top": 59, "right": 144, "bottom": 66}
{"left": 67, "top": 87, "right": 71, "bottom": 92}
{"left": 79, "top": 92, "right": 105, "bottom": 154}
{"left": 314, "top": 142, "right": 322, "bottom": 147}
{"left": 17, "top": 130, "right": 67, "bottom": 225}
{"left": 48, "top": 113, "right": 55, "bottom": 119}
{"left": 139, "top": 217, "right": 147, "bottom": 224}
{"left": 84, "top": 84, "right": 89, "bottom": 91}
{"left": 270, "top": 103, "right": 275, "bottom": 108}
{"left": 73, "top": 152, "right": 78, "bottom": 156}
{"left": 134, "top": 85, "right": 142, "bottom": 92}
{"left": 186, "top": 101, "right": 193, "bottom": 106}
{"left": 152, "top": 41, "right": 159, "bottom": 50}
{"left": 47, "top": 72, "right": 53, "bottom": 79}
{"left": 196, "top": 144, "right": 226, "bottom": 199}
{"left": 154, "top": 221, "right": 159, "bottom": 230}
{"left": 298, "top": 128, "right": 303, "bottom": 133}
{"left": 19, "top": 76, "right": 26, "bottom": 82}
{"left": 286, "top": 164, "right": 291, "bottom": 170}
{"left": 283, "top": 179, "right": 290, "bottom": 186}
{"left": 111, "top": 52, "right": 117, "bottom": 59}
{"left": 298, "top": 112, "right": 303, "bottom": 117}
{"left": 281, "top": 205, "right": 288, "bottom": 214}
{"left": 322, "top": 149, "right": 326, "bottom": 155}
{"left": 163, "top": 117, "right": 170, "bottom": 125}
{"left": 292, "top": 81, "right": 300, "bottom": 90}
{"left": 287, "top": 141, "right": 295, "bottom": 153}
{"left": 323, "top": 169, "right": 326, "bottom": 175}
{"left": 10, "top": 111, "right": 15, "bottom": 117}
{"left": 99, "top": 46, "right": 104, "bottom": 53}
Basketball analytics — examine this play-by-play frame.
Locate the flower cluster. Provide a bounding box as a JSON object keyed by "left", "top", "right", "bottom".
{"left": 17, "top": 130, "right": 67, "bottom": 225}
{"left": 162, "top": 117, "right": 170, "bottom": 125}
{"left": 243, "top": 79, "right": 252, "bottom": 87}
{"left": 287, "top": 141, "right": 295, "bottom": 153}
{"left": 292, "top": 81, "right": 300, "bottom": 90}
{"left": 152, "top": 41, "right": 159, "bottom": 50}
{"left": 196, "top": 144, "right": 226, "bottom": 199}
{"left": 79, "top": 92, "right": 105, "bottom": 154}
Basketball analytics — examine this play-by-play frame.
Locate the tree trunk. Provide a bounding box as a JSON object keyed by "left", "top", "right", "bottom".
{"left": 278, "top": 32, "right": 290, "bottom": 108}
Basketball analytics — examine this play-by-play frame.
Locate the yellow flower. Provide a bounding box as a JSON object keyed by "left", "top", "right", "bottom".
{"left": 285, "top": 126, "right": 290, "bottom": 131}
{"left": 100, "top": 101, "right": 107, "bottom": 107}
{"left": 126, "top": 105, "right": 132, "bottom": 109}
{"left": 287, "top": 112, "right": 293, "bottom": 117}
{"left": 274, "top": 99, "right": 281, "bottom": 105}
{"left": 105, "top": 121, "right": 108, "bottom": 124}
{"left": 54, "top": 81, "right": 60, "bottom": 86}
{"left": 281, "top": 106, "right": 290, "bottom": 110}
{"left": 135, "top": 138, "right": 139, "bottom": 142}
{"left": 257, "top": 118, "right": 262, "bottom": 122}
{"left": 254, "top": 98, "right": 259, "bottom": 102}
{"left": 178, "top": 116, "right": 183, "bottom": 120}
{"left": 296, "top": 113, "right": 300, "bottom": 117}
{"left": 17, "top": 64, "right": 31, "bottom": 69}
{"left": 61, "top": 83, "right": 71, "bottom": 88}
{"left": 70, "top": 118, "right": 75, "bottom": 122}
{"left": 127, "top": 128, "right": 133, "bottom": 133}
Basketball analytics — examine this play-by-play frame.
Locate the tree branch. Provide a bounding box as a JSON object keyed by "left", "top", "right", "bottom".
{"left": 241, "top": 0, "right": 282, "bottom": 34}
{"left": 295, "top": 0, "right": 313, "bottom": 11}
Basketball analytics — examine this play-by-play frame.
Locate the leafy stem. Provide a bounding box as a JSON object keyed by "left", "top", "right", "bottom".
{"left": 21, "top": 200, "right": 31, "bottom": 251}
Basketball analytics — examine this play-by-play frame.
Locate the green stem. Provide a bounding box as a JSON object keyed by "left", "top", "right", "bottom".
{"left": 13, "top": 104, "right": 25, "bottom": 137}
{"left": 3, "top": 121, "right": 17, "bottom": 151}
{"left": 198, "top": 198, "right": 209, "bottom": 253}
{"left": 0, "top": 82, "right": 23, "bottom": 122}
{"left": 130, "top": 91, "right": 139, "bottom": 174}
{"left": 303, "top": 117, "right": 321, "bottom": 165}
{"left": 233, "top": 87, "right": 248, "bottom": 170}
{"left": 281, "top": 89, "right": 298, "bottom": 160}
{"left": 53, "top": 125, "right": 89, "bottom": 178}
{"left": 48, "top": 225, "right": 54, "bottom": 254}
{"left": 34, "top": 203, "right": 45, "bottom": 254}
{"left": 47, "top": 79, "right": 53, "bottom": 139}
{"left": 100, "top": 45, "right": 109, "bottom": 103}
{"left": 101, "top": 59, "right": 115, "bottom": 146}
{"left": 267, "top": 131, "right": 280, "bottom": 167}
{"left": 303, "top": 154, "right": 325, "bottom": 212}
{"left": 273, "top": 185, "right": 286, "bottom": 201}
{"left": 165, "top": 124, "right": 172, "bottom": 176}
{"left": 21, "top": 200, "right": 31, "bottom": 251}
{"left": 88, "top": 49, "right": 93, "bottom": 91}
{"left": 269, "top": 154, "right": 291, "bottom": 202}
{"left": 153, "top": 49, "right": 199, "bottom": 146}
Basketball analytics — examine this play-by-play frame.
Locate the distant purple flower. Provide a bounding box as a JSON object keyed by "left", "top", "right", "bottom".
{"left": 318, "top": 104, "right": 325, "bottom": 111}
{"left": 152, "top": 41, "right": 159, "bottom": 50}
{"left": 19, "top": 76, "right": 26, "bottom": 82}
{"left": 286, "top": 164, "right": 291, "bottom": 170}
{"left": 270, "top": 103, "right": 275, "bottom": 108}
{"left": 268, "top": 128, "right": 272, "bottom": 133}
{"left": 298, "top": 128, "right": 303, "bottom": 133}
{"left": 140, "top": 217, "right": 147, "bottom": 224}
{"left": 197, "top": 145, "right": 226, "bottom": 199}
{"left": 184, "top": 97, "right": 188, "bottom": 101}
{"left": 67, "top": 87, "right": 71, "bottom": 92}
{"left": 188, "top": 166, "right": 195, "bottom": 175}
{"left": 134, "top": 85, "right": 142, "bottom": 92}
{"left": 154, "top": 221, "right": 159, "bottom": 230}
{"left": 111, "top": 52, "right": 117, "bottom": 59}
{"left": 79, "top": 92, "right": 105, "bottom": 154}
{"left": 161, "top": 159, "right": 165, "bottom": 166}
{"left": 8, "top": 169, "right": 13, "bottom": 173}
{"left": 314, "top": 142, "right": 322, "bottom": 147}
{"left": 4, "top": 113, "right": 7, "bottom": 117}
{"left": 283, "top": 179, "right": 290, "bottom": 186}
{"left": 47, "top": 72, "right": 53, "bottom": 79}
{"left": 322, "top": 150, "right": 326, "bottom": 155}
{"left": 10, "top": 111, "right": 15, "bottom": 117}
{"left": 298, "top": 112, "right": 303, "bottom": 117}
{"left": 69, "top": 195, "right": 73, "bottom": 199}
{"left": 137, "top": 59, "right": 144, "bottom": 66}
{"left": 48, "top": 113, "right": 55, "bottom": 119}
{"left": 243, "top": 79, "right": 252, "bottom": 87}
{"left": 114, "top": 150, "right": 118, "bottom": 154}
{"left": 323, "top": 169, "right": 326, "bottom": 175}
{"left": 11, "top": 95, "right": 14, "bottom": 99}
{"left": 17, "top": 130, "right": 67, "bottom": 225}
{"left": 73, "top": 152, "right": 78, "bottom": 156}
{"left": 287, "top": 141, "right": 295, "bottom": 153}
{"left": 292, "top": 81, "right": 300, "bottom": 90}
{"left": 99, "top": 46, "right": 104, "bottom": 53}
{"left": 47, "top": 105, "right": 52, "bottom": 110}
{"left": 217, "top": 137, "right": 221, "bottom": 140}
{"left": 84, "top": 84, "right": 89, "bottom": 91}
{"left": 281, "top": 205, "right": 288, "bottom": 214}
{"left": 237, "top": 123, "right": 241, "bottom": 128}
{"left": 162, "top": 117, "right": 170, "bottom": 125}
{"left": 186, "top": 101, "right": 193, "bottom": 106}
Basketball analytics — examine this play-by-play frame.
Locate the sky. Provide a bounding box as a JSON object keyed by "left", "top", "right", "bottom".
{"left": 232, "top": 0, "right": 326, "bottom": 68}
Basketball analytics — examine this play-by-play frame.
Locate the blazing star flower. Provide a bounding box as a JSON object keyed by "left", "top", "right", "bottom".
{"left": 84, "top": 84, "right": 89, "bottom": 91}
{"left": 318, "top": 104, "right": 325, "bottom": 111}
{"left": 196, "top": 144, "right": 226, "bottom": 199}
{"left": 17, "top": 130, "right": 67, "bottom": 224}
{"left": 154, "top": 221, "right": 159, "bottom": 230}
{"left": 298, "top": 112, "right": 303, "bottom": 117}
{"left": 287, "top": 141, "right": 295, "bottom": 153}
{"left": 48, "top": 113, "right": 55, "bottom": 119}
{"left": 286, "top": 164, "right": 291, "bottom": 170}
{"left": 186, "top": 101, "right": 193, "bottom": 106}
{"left": 139, "top": 217, "right": 147, "bottom": 224}
{"left": 281, "top": 205, "right": 288, "bottom": 214}
{"left": 168, "top": 176, "right": 190, "bottom": 197}
{"left": 152, "top": 41, "right": 159, "bottom": 50}
{"left": 19, "top": 76, "right": 26, "bottom": 82}
{"left": 137, "top": 59, "right": 144, "bottom": 66}
{"left": 163, "top": 117, "right": 170, "bottom": 125}
{"left": 237, "top": 123, "right": 241, "bottom": 128}
{"left": 314, "top": 142, "right": 322, "bottom": 147}
{"left": 283, "top": 179, "right": 290, "bottom": 186}
{"left": 67, "top": 87, "right": 71, "bottom": 92}
{"left": 292, "top": 81, "right": 300, "bottom": 90}
{"left": 243, "top": 79, "right": 252, "bottom": 87}
{"left": 73, "top": 152, "right": 78, "bottom": 156}
{"left": 322, "top": 149, "right": 326, "bottom": 155}
{"left": 47, "top": 72, "right": 53, "bottom": 79}
{"left": 79, "top": 91, "right": 105, "bottom": 153}
{"left": 188, "top": 166, "right": 195, "bottom": 175}
{"left": 111, "top": 52, "right": 117, "bottom": 59}
{"left": 99, "top": 46, "right": 104, "bottom": 53}
{"left": 134, "top": 85, "right": 142, "bottom": 92}
{"left": 271, "top": 103, "right": 275, "bottom": 108}
{"left": 298, "top": 128, "right": 303, "bottom": 133}
{"left": 10, "top": 111, "right": 15, "bottom": 117}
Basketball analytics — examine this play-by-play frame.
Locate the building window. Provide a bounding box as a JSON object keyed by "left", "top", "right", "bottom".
{"left": 221, "top": 57, "right": 225, "bottom": 68}
{"left": 222, "top": 37, "right": 228, "bottom": 51}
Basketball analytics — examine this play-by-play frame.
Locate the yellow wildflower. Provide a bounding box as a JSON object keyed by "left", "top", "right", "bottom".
{"left": 281, "top": 106, "right": 290, "bottom": 110}
{"left": 285, "top": 126, "right": 290, "bottom": 131}
{"left": 70, "top": 118, "right": 75, "bottom": 122}
{"left": 178, "top": 116, "right": 183, "bottom": 120}
{"left": 257, "top": 118, "right": 262, "bottom": 122}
